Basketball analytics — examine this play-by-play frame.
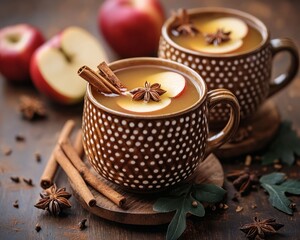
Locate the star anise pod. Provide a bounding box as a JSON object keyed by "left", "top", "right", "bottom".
{"left": 34, "top": 184, "right": 72, "bottom": 216}
{"left": 130, "top": 81, "right": 166, "bottom": 102}
{"left": 240, "top": 217, "right": 284, "bottom": 239}
{"left": 204, "top": 28, "right": 231, "bottom": 45}
{"left": 171, "top": 8, "right": 199, "bottom": 36}
{"left": 226, "top": 168, "right": 258, "bottom": 195}
{"left": 19, "top": 95, "right": 47, "bottom": 121}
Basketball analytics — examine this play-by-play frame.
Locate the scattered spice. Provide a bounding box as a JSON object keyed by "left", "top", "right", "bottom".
{"left": 273, "top": 163, "right": 283, "bottom": 170}
{"left": 204, "top": 28, "right": 231, "bottom": 46}
{"left": 130, "top": 82, "right": 166, "bottom": 102}
{"left": 78, "top": 218, "right": 87, "bottom": 230}
{"left": 171, "top": 8, "right": 199, "bottom": 36}
{"left": 13, "top": 200, "right": 19, "bottom": 208}
{"left": 289, "top": 203, "right": 296, "bottom": 210}
{"left": 251, "top": 204, "right": 257, "bottom": 209}
{"left": 35, "top": 152, "right": 42, "bottom": 162}
{"left": 35, "top": 223, "right": 41, "bottom": 232}
{"left": 240, "top": 217, "right": 284, "bottom": 239}
{"left": 2, "top": 146, "right": 12, "bottom": 156}
{"left": 15, "top": 134, "right": 25, "bottom": 142}
{"left": 23, "top": 178, "right": 34, "bottom": 186}
{"left": 19, "top": 95, "right": 47, "bottom": 121}
{"left": 10, "top": 176, "right": 20, "bottom": 183}
{"left": 192, "top": 201, "right": 198, "bottom": 208}
{"left": 223, "top": 204, "right": 229, "bottom": 210}
{"left": 235, "top": 205, "right": 243, "bottom": 212}
{"left": 244, "top": 155, "right": 252, "bottom": 166}
{"left": 34, "top": 184, "right": 72, "bottom": 216}
{"left": 227, "top": 168, "right": 258, "bottom": 195}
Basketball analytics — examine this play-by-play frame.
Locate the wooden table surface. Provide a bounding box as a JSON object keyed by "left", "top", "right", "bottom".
{"left": 1, "top": 0, "right": 300, "bottom": 239}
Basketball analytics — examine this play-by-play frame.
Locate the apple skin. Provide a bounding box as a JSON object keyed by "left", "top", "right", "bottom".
{"left": 98, "top": 0, "right": 165, "bottom": 58}
{"left": 30, "top": 27, "right": 107, "bottom": 105}
{"left": 0, "top": 24, "right": 44, "bottom": 82}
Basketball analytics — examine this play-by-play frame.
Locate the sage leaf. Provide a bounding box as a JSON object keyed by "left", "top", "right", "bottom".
{"left": 153, "top": 183, "right": 226, "bottom": 240}
{"left": 262, "top": 122, "right": 300, "bottom": 165}
{"left": 259, "top": 172, "right": 286, "bottom": 185}
{"left": 260, "top": 172, "right": 300, "bottom": 215}
{"left": 193, "top": 184, "right": 227, "bottom": 203}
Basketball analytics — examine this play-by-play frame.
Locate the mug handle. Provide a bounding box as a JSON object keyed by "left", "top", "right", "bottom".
{"left": 268, "top": 38, "right": 299, "bottom": 97}
{"left": 205, "top": 89, "right": 240, "bottom": 155}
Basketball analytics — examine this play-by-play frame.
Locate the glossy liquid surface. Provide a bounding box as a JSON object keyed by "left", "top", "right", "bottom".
{"left": 169, "top": 13, "right": 263, "bottom": 55}
{"left": 93, "top": 66, "right": 200, "bottom": 116}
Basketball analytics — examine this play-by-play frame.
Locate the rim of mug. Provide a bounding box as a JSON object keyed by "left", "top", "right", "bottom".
{"left": 161, "top": 7, "right": 270, "bottom": 58}
{"left": 86, "top": 57, "right": 207, "bottom": 119}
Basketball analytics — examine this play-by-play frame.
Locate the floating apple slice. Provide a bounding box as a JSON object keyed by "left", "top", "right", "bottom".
{"left": 190, "top": 39, "right": 243, "bottom": 54}
{"left": 201, "top": 17, "right": 248, "bottom": 40}
{"left": 146, "top": 71, "right": 186, "bottom": 98}
{"left": 117, "top": 97, "right": 171, "bottom": 113}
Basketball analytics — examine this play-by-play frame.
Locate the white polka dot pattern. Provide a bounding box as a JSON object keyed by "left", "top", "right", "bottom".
{"left": 158, "top": 37, "right": 272, "bottom": 123}
{"left": 82, "top": 96, "right": 208, "bottom": 191}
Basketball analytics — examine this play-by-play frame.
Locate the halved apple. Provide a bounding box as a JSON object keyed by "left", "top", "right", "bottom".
{"left": 190, "top": 39, "right": 243, "bottom": 54}
{"left": 201, "top": 17, "right": 248, "bottom": 40}
{"left": 146, "top": 71, "right": 186, "bottom": 98}
{"left": 30, "top": 26, "right": 107, "bottom": 104}
{"left": 117, "top": 97, "right": 171, "bottom": 113}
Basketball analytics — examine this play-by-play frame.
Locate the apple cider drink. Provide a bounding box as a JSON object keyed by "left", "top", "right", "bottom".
{"left": 92, "top": 65, "right": 200, "bottom": 115}
{"left": 169, "top": 9, "right": 262, "bottom": 54}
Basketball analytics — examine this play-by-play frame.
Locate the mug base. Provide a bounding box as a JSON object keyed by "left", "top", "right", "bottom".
{"left": 68, "top": 154, "right": 223, "bottom": 225}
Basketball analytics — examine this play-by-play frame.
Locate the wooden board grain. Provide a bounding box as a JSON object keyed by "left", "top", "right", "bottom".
{"left": 215, "top": 100, "right": 280, "bottom": 158}
{"left": 69, "top": 154, "right": 224, "bottom": 225}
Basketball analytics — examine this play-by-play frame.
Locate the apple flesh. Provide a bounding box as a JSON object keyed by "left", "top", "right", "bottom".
{"left": 98, "top": 0, "right": 165, "bottom": 57}
{"left": 0, "top": 24, "right": 44, "bottom": 82}
{"left": 194, "top": 17, "right": 248, "bottom": 54}
{"left": 30, "top": 26, "right": 107, "bottom": 105}
{"left": 201, "top": 17, "right": 248, "bottom": 40}
{"left": 117, "top": 97, "right": 171, "bottom": 113}
{"left": 148, "top": 71, "right": 186, "bottom": 98}
{"left": 190, "top": 39, "right": 243, "bottom": 54}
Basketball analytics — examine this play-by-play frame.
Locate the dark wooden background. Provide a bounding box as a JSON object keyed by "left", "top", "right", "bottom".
{"left": 0, "top": 0, "right": 300, "bottom": 239}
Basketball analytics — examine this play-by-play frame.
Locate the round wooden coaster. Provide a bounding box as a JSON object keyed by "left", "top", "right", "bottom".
{"left": 69, "top": 154, "right": 224, "bottom": 225}
{"left": 214, "top": 100, "right": 281, "bottom": 158}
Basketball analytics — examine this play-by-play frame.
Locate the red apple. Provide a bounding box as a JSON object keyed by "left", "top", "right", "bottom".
{"left": 98, "top": 0, "right": 165, "bottom": 58}
{"left": 0, "top": 24, "right": 44, "bottom": 82}
{"left": 30, "top": 26, "right": 107, "bottom": 105}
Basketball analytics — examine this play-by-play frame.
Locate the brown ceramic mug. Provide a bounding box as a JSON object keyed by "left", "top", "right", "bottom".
{"left": 158, "top": 7, "right": 299, "bottom": 124}
{"left": 82, "top": 58, "right": 240, "bottom": 192}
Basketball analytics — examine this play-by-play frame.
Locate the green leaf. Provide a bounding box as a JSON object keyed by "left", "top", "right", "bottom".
{"left": 166, "top": 204, "right": 187, "bottom": 240}
{"left": 259, "top": 172, "right": 300, "bottom": 215}
{"left": 262, "top": 121, "right": 300, "bottom": 165}
{"left": 193, "top": 184, "right": 226, "bottom": 203}
{"left": 153, "top": 183, "right": 226, "bottom": 240}
{"left": 153, "top": 198, "right": 183, "bottom": 213}
{"left": 261, "top": 183, "right": 292, "bottom": 215}
{"left": 280, "top": 180, "right": 300, "bottom": 195}
{"left": 259, "top": 172, "right": 286, "bottom": 185}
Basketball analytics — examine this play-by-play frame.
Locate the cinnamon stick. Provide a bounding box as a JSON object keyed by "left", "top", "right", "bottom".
{"left": 40, "top": 120, "right": 75, "bottom": 189}
{"left": 60, "top": 140, "right": 126, "bottom": 208}
{"left": 55, "top": 148, "right": 96, "bottom": 207}
{"left": 98, "top": 61, "right": 125, "bottom": 89}
{"left": 73, "top": 129, "right": 84, "bottom": 158}
{"left": 78, "top": 65, "right": 121, "bottom": 94}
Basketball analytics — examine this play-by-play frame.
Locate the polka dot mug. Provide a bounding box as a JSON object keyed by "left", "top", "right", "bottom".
{"left": 82, "top": 58, "right": 240, "bottom": 192}
{"left": 158, "top": 7, "right": 299, "bottom": 125}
